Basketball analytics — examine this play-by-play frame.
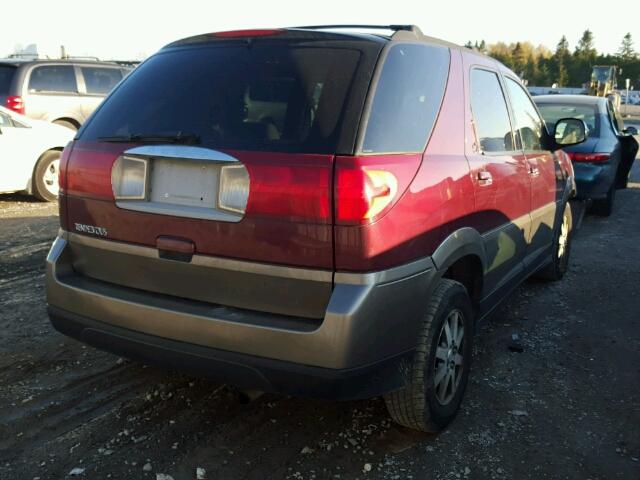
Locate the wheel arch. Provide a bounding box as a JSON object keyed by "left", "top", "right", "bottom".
{"left": 432, "top": 227, "right": 487, "bottom": 305}
{"left": 52, "top": 117, "right": 81, "bottom": 130}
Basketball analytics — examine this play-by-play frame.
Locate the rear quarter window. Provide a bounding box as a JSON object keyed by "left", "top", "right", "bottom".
{"left": 28, "top": 65, "right": 77, "bottom": 93}
{"left": 361, "top": 43, "right": 450, "bottom": 154}
{"left": 0, "top": 65, "right": 16, "bottom": 94}
{"left": 81, "top": 67, "right": 123, "bottom": 95}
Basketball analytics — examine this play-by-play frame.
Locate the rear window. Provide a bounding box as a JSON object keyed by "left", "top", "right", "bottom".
{"left": 362, "top": 43, "right": 450, "bottom": 154}
{"left": 79, "top": 45, "right": 363, "bottom": 154}
{"left": 536, "top": 103, "right": 599, "bottom": 137}
{"left": 0, "top": 65, "right": 16, "bottom": 94}
{"left": 81, "top": 67, "right": 123, "bottom": 95}
{"left": 28, "top": 65, "right": 78, "bottom": 93}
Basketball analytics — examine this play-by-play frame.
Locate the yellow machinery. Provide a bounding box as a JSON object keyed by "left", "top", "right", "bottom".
{"left": 589, "top": 66, "right": 621, "bottom": 108}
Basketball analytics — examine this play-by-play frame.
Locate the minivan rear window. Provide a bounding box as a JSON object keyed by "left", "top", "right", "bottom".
{"left": 0, "top": 65, "right": 16, "bottom": 94}
{"left": 80, "top": 45, "right": 363, "bottom": 154}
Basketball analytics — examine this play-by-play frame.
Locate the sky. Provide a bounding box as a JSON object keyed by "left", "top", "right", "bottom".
{"left": 1, "top": 0, "right": 635, "bottom": 60}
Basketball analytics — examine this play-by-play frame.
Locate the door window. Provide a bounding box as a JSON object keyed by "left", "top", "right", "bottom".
{"left": 607, "top": 100, "right": 625, "bottom": 134}
{"left": 504, "top": 77, "right": 545, "bottom": 151}
{"left": 470, "top": 69, "right": 514, "bottom": 153}
{"left": 81, "top": 67, "right": 123, "bottom": 95}
{"left": 28, "top": 65, "right": 78, "bottom": 93}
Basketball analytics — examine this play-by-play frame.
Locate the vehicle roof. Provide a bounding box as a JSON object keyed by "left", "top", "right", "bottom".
{"left": 166, "top": 25, "right": 467, "bottom": 52}
{"left": 0, "top": 59, "right": 123, "bottom": 67}
{"left": 164, "top": 25, "right": 518, "bottom": 77}
{"left": 533, "top": 94, "right": 606, "bottom": 106}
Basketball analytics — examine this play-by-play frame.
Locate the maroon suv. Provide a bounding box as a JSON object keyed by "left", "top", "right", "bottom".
{"left": 46, "top": 25, "right": 586, "bottom": 432}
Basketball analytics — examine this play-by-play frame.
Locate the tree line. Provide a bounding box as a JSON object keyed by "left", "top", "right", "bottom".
{"left": 465, "top": 31, "right": 639, "bottom": 90}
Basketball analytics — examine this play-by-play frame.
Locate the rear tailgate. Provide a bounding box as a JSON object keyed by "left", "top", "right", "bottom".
{"left": 61, "top": 35, "right": 380, "bottom": 319}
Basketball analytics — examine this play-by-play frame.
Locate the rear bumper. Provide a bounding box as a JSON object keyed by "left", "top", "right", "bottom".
{"left": 48, "top": 306, "right": 414, "bottom": 400}
{"left": 46, "top": 233, "right": 439, "bottom": 399}
{"left": 573, "top": 162, "right": 615, "bottom": 199}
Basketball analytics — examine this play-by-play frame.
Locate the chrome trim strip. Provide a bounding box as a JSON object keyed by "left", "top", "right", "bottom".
{"left": 67, "top": 233, "right": 333, "bottom": 283}
{"left": 124, "top": 145, "right": 238, "bottom": 163}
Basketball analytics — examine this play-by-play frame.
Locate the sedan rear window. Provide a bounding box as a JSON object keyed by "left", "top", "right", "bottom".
{"left": 536, "top": 103, "right": 599, "bottom": 137}
{"left": 80, "top": 45, "right": 362, "bottom": 154}
{"left": 0, "top": 65, "right": 16, "bottom": 94}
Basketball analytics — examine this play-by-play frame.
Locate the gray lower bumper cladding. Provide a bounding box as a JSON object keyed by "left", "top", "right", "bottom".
{"left": 45, "top": 233, "right": 439, "bottom": 399}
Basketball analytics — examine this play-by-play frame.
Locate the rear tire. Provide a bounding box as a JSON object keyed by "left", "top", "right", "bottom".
{"left": 590, "top": 184, "right": 615, "bottom": 217}
{"left": 32, "top": 150, "right": 61, "bottom": 202}
{"left": 536, "top": 201, "right": 573, "bottom": 281}
{"left": 384, "top": 279, "right": 473, "bottom": 432}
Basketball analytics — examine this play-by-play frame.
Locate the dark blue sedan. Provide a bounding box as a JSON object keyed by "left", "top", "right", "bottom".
{"left": 535, "top": 95, "right": 638, "bottom": 216}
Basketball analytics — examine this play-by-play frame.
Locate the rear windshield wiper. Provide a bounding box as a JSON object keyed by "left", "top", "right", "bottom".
{"left": 98, "top": 132, "right": 200, "bottom": 144}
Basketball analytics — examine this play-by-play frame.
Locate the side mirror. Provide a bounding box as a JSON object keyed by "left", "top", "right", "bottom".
{"left": 553, "top": 118, "right": 588, "bottom": 148}
{"left": 624, "top": 126, "right": 638, "bottom": 136}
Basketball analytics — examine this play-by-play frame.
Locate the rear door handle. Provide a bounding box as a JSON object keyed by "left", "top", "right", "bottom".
{"left": 477, "top": 171, "right": 493, "bottom": 186}
{"left": 529, "top": 166, "right": 540, "bottom": 177}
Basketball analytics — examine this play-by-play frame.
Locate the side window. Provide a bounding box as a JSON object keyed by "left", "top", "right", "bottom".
{"left": 504, "top": 77, "right": 544, "bottom": 151}
{"left": 362, "top": 43, "right": 450, "bottom": 154}
{"left": 607, "top": 100, "right": 624, "bottom": 134}
{"left": 470, "top": 69, "right": 514, "bottom": 153}
{"left": 28, "top": 66, "right": 77, "bottom": 93}
{"left": 81, "top": 67, "right": 123, "bottom": 95}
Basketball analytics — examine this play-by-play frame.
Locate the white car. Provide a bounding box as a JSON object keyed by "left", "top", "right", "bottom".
{"left": 0, "top": 105, "right": 74, "bottom": 201}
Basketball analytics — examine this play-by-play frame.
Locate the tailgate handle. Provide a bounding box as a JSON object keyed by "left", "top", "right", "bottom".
{"left": 156, "top": 236, "right": 195, "bottom": 262}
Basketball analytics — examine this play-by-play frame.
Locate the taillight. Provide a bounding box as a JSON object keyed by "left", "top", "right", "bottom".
{"left": 568, "top": 152, "right": 611, "bottom": 162}
{"left": 58, "top": 141, "right": 74, "bottom": 191}
{"left": 245, "top": 164, "right": 331, "bottom": 223}
{"left": 6, "top": 95, "right": 25, "bottom": 114}
{"left": 335, "top": 155, "right": 422, "bottom": 226}
{"left": 58, "top": 141, "right": 74, "bottom": 231}
{"left": 111, "top": 156, "right": 148, "bottom": 200}
{"left": 218, "top": 165, "right": 250, "bottom": 214}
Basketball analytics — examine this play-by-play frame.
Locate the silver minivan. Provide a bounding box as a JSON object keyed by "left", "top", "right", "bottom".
{"left": 0, "top": 59, "right": 131, "bottom": 130}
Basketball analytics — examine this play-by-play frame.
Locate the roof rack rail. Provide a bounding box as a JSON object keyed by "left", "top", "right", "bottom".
{"left": 8, "top": 53, "right": 46, "bottom": 59}
{"left": 62, "top": 55, "right": 100, "bottom": 61}
{"left": 293, "top": 24, "right": 421, "bottom": 34}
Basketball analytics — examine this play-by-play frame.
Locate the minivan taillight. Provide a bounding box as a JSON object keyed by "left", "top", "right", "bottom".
{"left": 568, "top": 152, "right": 611, "bottom": 163}
{"left": 334, "top": 155, "right": 422, "bottom": 226}
{"left": 245, "top": 163, "right": 331, "bottom": 223}
{"left": 6, "top": 95, "right": 24, "bottom": 114}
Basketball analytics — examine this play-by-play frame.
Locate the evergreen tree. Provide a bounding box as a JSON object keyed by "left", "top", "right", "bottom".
{"left": 575, "top": 30, "right": 596, "bottom": 59}
{"left": 552, "top": 36, "right": 571, "bottom": 86}
{"left": 617, "top": 33, "right": 636, "bottom": 60}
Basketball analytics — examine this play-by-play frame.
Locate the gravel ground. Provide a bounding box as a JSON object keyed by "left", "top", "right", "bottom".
{"left": 0, "top": 161, "right": 639, "bottom": 480}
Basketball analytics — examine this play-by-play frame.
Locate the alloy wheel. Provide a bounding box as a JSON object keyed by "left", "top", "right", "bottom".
{"left": 42, "top": 158, "right": 60, "bottom": 196}
{"left": 434, "top": 309, "right": 465, "bottom": 405}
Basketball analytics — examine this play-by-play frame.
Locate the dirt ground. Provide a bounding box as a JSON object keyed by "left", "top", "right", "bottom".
{"left": 1, "top": 161, "right": 639, "bottom": 480}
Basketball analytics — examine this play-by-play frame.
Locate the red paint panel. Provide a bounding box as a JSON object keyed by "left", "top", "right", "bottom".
{"left": 66, "top": 141, "right": 129, "bottom": 199}
{"left": 334, "top": 50, "right": 474, "bottom": 271}
{"left": 65, "top": 142, "right": 335, "bottom": 269}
